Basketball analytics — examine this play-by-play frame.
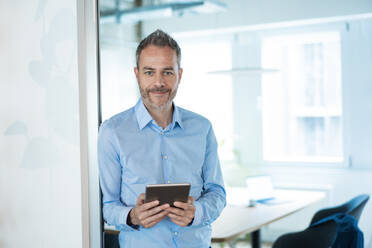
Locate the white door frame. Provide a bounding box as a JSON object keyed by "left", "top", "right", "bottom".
{"left": 77, "top": 0, "right": 102, "bottom": 247}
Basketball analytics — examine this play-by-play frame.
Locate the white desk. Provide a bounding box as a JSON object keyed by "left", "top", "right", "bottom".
{"left": 211, "top": 188, "right": 326, "bottom": 248}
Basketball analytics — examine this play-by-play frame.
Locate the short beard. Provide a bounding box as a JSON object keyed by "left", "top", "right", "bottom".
{"left": 139, "top": 85, "right": 178, "bottom": 111}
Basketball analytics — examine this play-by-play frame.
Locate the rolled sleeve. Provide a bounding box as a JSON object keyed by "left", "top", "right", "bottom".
{"left": 191, "top": 200, "right": 203, "bottom": 226}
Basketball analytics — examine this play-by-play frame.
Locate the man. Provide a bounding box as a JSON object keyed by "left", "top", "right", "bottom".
{"left": 98, "top": 29, "right": 226, "bottom": 248}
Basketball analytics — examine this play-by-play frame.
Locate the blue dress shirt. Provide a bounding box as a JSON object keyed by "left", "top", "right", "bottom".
{"left": 98, "top": 99, "right": 226, "bottom": 248}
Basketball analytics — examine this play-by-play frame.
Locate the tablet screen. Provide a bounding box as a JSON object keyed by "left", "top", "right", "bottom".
{"left": 145, "top": 183, "right": 190, "bottom": 207}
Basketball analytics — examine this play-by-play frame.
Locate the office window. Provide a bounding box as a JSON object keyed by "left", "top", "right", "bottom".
{"left": 261, "top": 32, "right": 343, "bottom": 163}
{"left": 175, "top": 38, "right": 234, "bottom": 162}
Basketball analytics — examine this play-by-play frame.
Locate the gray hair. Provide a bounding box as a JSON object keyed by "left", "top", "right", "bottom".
{"left": 135, "top": 29, "right": 181, "bottom": 69}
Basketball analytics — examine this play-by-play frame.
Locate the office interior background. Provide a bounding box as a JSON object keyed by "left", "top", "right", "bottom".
{"left": 1, "top": 0, "right": 372, "bottom": 247}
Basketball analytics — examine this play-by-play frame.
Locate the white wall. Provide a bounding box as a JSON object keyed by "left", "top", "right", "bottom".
{"left": 0, "top": 1, "right": 84, "bottom": 247}
{"left": 342, "top": 20, "right": 372, "bottom": 169}
{"left": 231, "top": 33, "right": 263, "bottom": 165}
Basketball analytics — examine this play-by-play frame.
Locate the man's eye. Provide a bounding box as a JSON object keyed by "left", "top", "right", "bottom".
{"left": 164, "top": 71, "right": 173, "bottom": 76}
{"left": 144, "top": 71, "right": 153, "bottom": 76}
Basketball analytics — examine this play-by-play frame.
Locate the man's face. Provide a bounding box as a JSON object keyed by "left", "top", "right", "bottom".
{"left": 134, "top": 45, "right": 183, "bottom": 111}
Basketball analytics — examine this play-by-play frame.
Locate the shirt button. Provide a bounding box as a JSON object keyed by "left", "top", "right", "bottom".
{"left": 167, "top": 180, "right": 171, "bottom": 184}
{"left": 174, "top": 232, "right": 178, "bottom": 236}
{"left": 161, "top": 131, "right": 164, "bottom": 135}
{"left": 163, "top": 155, "right": 168, "bottom": 160}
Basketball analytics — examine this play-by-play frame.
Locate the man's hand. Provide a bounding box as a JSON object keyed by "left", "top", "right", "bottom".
{"left": 167, "top": 196, "right": 196, "bottom": 227}
{"left": 130, "top": 193, "right": 170, "bottom": 228}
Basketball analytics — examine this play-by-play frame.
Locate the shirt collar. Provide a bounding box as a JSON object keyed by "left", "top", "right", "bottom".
{"left": 172, "top": 103, "right": 184, "bottom": 130}
{"left": 135, "top": 98, "right": 184, "bottom": 130}
{"left": 135, "top": 99, "right": 153, "bottom": 130}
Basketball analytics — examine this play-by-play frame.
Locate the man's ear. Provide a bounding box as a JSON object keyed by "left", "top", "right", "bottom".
{"left": 134, "top": 67, "right": 139, "bottom": 78}
{"left": 178, "top": 68, "right": 183, "bottom": 82}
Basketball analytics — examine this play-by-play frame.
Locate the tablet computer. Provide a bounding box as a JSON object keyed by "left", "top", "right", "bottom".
{"left": 145, "top": 183, "right": 190, "bottom": 207}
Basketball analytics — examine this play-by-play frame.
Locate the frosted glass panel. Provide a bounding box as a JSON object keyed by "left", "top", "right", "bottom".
{"left": 0, "top": 1, "right": 83, "bottom": 247}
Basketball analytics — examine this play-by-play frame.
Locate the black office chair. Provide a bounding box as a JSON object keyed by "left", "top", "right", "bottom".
{"left": 309, "top": 194, "right": 369, "bottom": 225}
{"left": 272, "top": 194, "right": 370, "bottom": 248}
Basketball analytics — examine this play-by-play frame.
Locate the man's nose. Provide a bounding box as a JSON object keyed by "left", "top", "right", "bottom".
{"left": 154, "top": 73, "right": 165, "bottom": 87}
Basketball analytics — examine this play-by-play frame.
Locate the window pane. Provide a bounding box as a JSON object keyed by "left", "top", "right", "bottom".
{"left": 262, "top": 32, "right": 343, "bottom": 163}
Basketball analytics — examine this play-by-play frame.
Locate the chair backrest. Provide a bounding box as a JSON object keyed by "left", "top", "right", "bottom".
{"left": 310, "top": 194, "right": 369, "bottom": 225}
{"left": 273, "top": 220, "right": 339, "bottom": 248}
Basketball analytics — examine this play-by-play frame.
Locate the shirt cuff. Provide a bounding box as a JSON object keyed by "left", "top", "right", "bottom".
{"left": 121, "top": 207, "right": 139, "bottom": 231}
{"left": 126, "top": 208, "right": 140, "bottom": 230}
{"left": 191, "top": 200, "right": 203, "bottom": 226}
